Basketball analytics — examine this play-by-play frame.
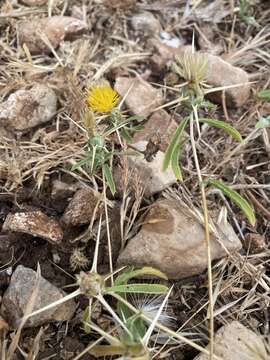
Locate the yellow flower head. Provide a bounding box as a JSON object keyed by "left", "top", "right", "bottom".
{"left": 86, "top": 85, "right": 120, "bottom": 113}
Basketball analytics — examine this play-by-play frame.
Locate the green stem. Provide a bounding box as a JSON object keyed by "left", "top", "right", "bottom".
{"left": 191, "top": 105, "right": 214, "bottom": 360}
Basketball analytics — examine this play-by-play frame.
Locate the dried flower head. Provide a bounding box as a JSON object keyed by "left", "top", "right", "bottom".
{"left": 86, "top": 84, "right": 120, "bottom": 113}
{"left": 76, "top": 271, "right": 104, "bottom": 297}
{"left": 82, "top": 109, "right": 96, "bottom": 136}
{"left": 174, "top": 51, "right": 208, "bottom": 96}
{"left": 70, "top": 248, "right": 90, "bottom": 271}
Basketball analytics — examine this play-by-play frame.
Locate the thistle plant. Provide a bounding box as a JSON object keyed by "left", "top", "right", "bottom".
{"left": 73, "top": 81, "right": 142, "bottom": 195}
{"left": 86, "top": 287, "right": 173, "bottom": 360}
{"left": 173, "top": 51, "right": 208, "bottom": 100}
{"left": 19, "top": 215, "right": 216, "bottom": 360}
{"left": 164, "top": 49, "right": 256, "bottom": 226}
{"left": 21, "top": 216, "right": 169, "bottom": 344}
{"left": 163, "top": 48, "right": 256, "bottom": 359}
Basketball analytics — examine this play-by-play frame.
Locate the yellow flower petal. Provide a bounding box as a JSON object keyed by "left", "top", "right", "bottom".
{"left": 86, "top": 85, "right": 120, "bottom": 113}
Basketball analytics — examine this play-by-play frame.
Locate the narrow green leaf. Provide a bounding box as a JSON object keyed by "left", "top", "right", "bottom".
{"left": 209, "top": 179, "right": 256, "bottom": 226}
{"left": 258, "top": 89, "right": 270, "bottom": 101}
{"left": 126, "top": 115, "right": 145, "bottom": 122}
{"left": 199, "top": 118, "right": 243, "bottom": 142}
{"left": 103, "top": 163, "right": 116, "bottom": 196}
{"left": 71, "top": 158, "right": 89, "bottom": 171}
{"left": 82, "top": 306, "right": 91, "bottom": 334}
{"left": 163, "top": 117, "right": 188, "bottom": 171}
{"left": 115, "top": 266, "right": 168, "bottom": 286}
{"left": 171, "top": 145, "right": 182, "bottom": 181}
{"left": 106, "top": 283, "right": 168, "bottom": 294}
{"left": 120, "top": 128, "right": 133, "bottom": 142}
{"left": 125, "top": 316, "right": 146, "bottom": 342}
{"left": 132, "top": 124, "right": 144, "bottom": 131}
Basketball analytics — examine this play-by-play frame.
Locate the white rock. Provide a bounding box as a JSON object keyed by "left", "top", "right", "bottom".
{"left": 0, "top": 84, "right": 57, "bottom": 131}
{"left": 118, "top": 199, "right": 242, "bottom": 279}
{"left": 114, "top": 152, "right": 177, "bottom": 197}
{"left": 195, "top": 321, "right": 268, "bottom": 360}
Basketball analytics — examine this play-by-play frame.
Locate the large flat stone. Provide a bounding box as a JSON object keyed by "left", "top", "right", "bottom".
{"left": 118, "top": 199, "right": 242, "bottom": 279}
{"left": 195, "top": 321, "right": 267, "bottom": 360}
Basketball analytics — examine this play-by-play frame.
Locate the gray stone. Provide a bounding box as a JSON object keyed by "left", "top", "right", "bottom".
{"left": 1, "top": 265, "right": 76, "bottom": 328}
{"left": 131, "top": 12, "right": 161, "bottom": 34}
{"left": 51, "top": 180, "right": 80, "bottom": 213}
{"left": 118, "top": 199, "right": 242, "bottom": 279}
{"left": 3, "top": 210, "right": 63, "bottom": 244}
{"left": 195, "top": 321, "right": 268, "bottom": 360}
{"left": 0, "top": 84, "right": 57, "bottom": 131}
{"left": 114, "top": 76, "right": 163, "bottom": 118}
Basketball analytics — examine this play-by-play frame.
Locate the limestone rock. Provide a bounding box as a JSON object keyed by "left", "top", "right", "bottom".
{"left": 114, "top": 76, "right": 163, "bottom": 117}
{"left": 117, "top": 199, "right": 242, "bottom": 279}
{"left": 195, "top": 321, "right": 267, "bottom": 360}
{"left": 0, "top": 84, "right": 57, "bottom": 131}
{"left": 3, "top": 211, "right": 63, "bottom": 244}
{"left": 131, "top": 109, "right": 177, "bottom": 152}
{"left": 62, "top": 187, "right": 103, "bottom": 226}
{"left": 18, "top": 16, "right": 87, "bottom": 54}
{"left": 1, "top": 265, "right": 76, "bottom": 328}
{"left": 206, "top": 54, "right": 250, "bottom": 107}
{"left": 114, "top": 152, "right": 177, "bottom": 197}
{"left": 131, "top": 12, "right": 161, "bottom": 34}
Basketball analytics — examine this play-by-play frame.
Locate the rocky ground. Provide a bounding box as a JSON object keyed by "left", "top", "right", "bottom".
{"left": 0, "top": 0, "right": 270, "bottom": 359}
